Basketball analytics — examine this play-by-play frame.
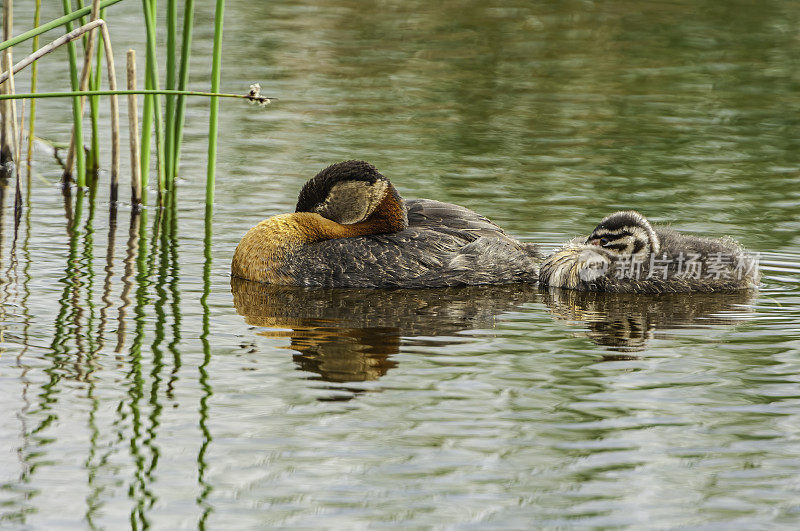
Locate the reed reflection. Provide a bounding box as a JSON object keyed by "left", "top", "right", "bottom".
{"left": 97, "top": 205, "right": 117, "bottom": 351}
{"left": 541, "top": 288, "right": 755, "bottom": 352}
{"left": 232, "top": 279, "right": 540, "bottom": 383}
{"left": 9, "top": 164, "right": 34, "bottom": 521}
{"left": 115, "top": 211, "right": 141, "bottom": 353}
{"left": 13, "top": 182, "right": 188, "bottom": 526}
{"left": 198, "top": 202, "right": 214, "bottom": 528}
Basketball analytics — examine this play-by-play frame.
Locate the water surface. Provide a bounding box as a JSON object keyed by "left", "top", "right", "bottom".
{"left": 1, "top": 0, "right": 799, "bottom": 528}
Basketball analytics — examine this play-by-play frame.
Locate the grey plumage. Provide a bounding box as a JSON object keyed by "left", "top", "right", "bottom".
{"left": 274, "top": 199, "right": 541, "bottom": 288}
{"left": 540, "top": 212, "right": 759, "bottom": 293}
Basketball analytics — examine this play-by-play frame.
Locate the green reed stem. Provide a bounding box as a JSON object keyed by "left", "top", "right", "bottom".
{"left": 62, "top": 0, "right": 86, "bottom": 187}
{"left": 75, "top": 0, "right": 88, "bottom": 29}
{"left": 25, "top": 0, "right": 41, "bottom": 168}
{"left": 88, "top": 8, "right": 105, "bottom": 176}
{"left": 0, "top": 89, "right": 270, "bottom": 100}
{"left": 88, "top": 92, "right": 99, "bottom": 174}
{"left": 0, "top": 0, "right": 124, "bottom": 52}
{"left": 139, "top": 0, "right": 155, "bottom": 203}
{"left": 140, "top": 91, "right": 152, "bottom": 203}
{"left": 164, "top": 0, "right": 177, "bottom": 182}
{"left": 141, "top": 0, "right": 166, "bottom": 201}
{"left": 88, "top": 61, "right": 101, "bottom": 175}
{"left": 206, "top": 0, "right": 225, "bottom": 208}
{"left": 172, "top": 0, "right": 194, "bottom": 178}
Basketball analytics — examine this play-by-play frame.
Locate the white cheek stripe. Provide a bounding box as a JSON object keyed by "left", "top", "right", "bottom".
{"left": 596, "top": 228, "right": 627, "bottom": 237}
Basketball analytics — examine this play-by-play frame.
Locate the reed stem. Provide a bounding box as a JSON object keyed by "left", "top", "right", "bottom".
{"left": 1, "top": 0, "right": 13, "bottom": 165}
{"left": 3, "top": 52, "right": 20, "bottom": 169}
{"left": 26, "top": 0, "right": 41, "bottom": 170}
{"left": 17, "top": 101, "right": 24, "bottom": 177}
{"left": 173, "top": 0, "right": 195, "bottom": 178}
{"left": 0, "top": 89, "right": 273, "bottom": 101}
{"left": 140, "top": 0, "right": 165, "bottom": 201}
{"left": 127, "top": 50, "right": 142, "bottom": 207}
{"left": 89, "top": 8, "right": 105, "bottom": 174}
{"left": 88, "top": 71, "right": 100, "bottom": 173}
{"left": 206, "top": 0, "right": 226, "bottom": 208}
{"left": 164, "top": 0, "right": 177, "bottom": 182}
{"left": 139, "top": 2, "right": 154, "bottom": 200}
{"left": 0, "top": 19, "right": 105, "bottom": 85}
{"left": 16, "top": 99, "right": 24, "bottom": 221}
{"left": 100, "top": 23, "right": 120, "bottom": 203}
{"left": 64, "top": 0, "right": 102, "bottom": 181}
{"left": 75, "top": 0, "right": 89, "bottom": 29}
{"left": 0, "top": 0, "right": 125, "bottom": 53}
{"left": 60, "top": 0, "right": 86, "bottom": 187}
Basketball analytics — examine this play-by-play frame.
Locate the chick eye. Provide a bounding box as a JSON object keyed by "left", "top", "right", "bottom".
{"left": 600, "top": 237, "right": 610, "bottom": 246}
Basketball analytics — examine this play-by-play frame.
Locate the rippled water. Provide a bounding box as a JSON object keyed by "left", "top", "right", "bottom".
{"left": 2, "top": 0, "right": 800, "bottom": 528}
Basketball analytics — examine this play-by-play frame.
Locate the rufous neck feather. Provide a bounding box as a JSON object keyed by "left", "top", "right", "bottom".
{"left": 231, "top": 189, "right": 407, "bottom": 283}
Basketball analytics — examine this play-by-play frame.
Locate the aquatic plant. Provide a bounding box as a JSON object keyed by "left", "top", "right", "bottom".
{"left": 0, "top": 0, "right": 272, "bottom": 210}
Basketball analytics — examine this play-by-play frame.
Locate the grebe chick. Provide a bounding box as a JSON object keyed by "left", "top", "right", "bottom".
{"left": 231, "top": 160, "right": 541, "bottom": 288}
{"left": 539, "top": 210, "right": 759, "bottom": 293}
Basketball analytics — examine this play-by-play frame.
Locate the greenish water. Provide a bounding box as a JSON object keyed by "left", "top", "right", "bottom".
{"left": 2, "top": 0, "right": 800, "bottom": 528}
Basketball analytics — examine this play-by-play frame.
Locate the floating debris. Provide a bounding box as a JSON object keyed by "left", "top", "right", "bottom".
{"left": 247, "top": 83, "right": 272, "bottom": 107}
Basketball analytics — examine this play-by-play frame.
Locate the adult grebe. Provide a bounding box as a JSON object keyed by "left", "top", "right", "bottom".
{"left": 539, "top": 210, "right": 759, "bottom": 293}
{"left": 231, "top": 160, "right": 541, "bottom": 288}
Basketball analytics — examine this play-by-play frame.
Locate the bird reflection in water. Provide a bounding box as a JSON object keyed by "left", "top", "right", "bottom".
{"left": 231, "top": 278, "right": 540, "bottom": 385}
{"left": 541, "top": 288, "right": 755, "bottom": 355}
{"left": 232, "top": 279, "right": 755, "bottom": 380}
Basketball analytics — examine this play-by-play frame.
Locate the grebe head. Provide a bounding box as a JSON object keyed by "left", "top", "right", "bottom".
{"left": 295, "top": 160, "right": 400, "bottom": 225}
{"left": 232, "top": 161, "right": 408, "bottom": 283}
{"left": 585, "top": 210, "right": 660, "bottom": 255}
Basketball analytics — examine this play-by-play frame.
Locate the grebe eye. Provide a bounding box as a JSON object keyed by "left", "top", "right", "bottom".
{"left": 600, "top": 237, "right": 610, "bottom": 246}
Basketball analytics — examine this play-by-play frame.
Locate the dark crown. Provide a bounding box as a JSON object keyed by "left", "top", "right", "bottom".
{"left": 295, "top": 160, "right": 387, "bottom": 213}
{"left": 591, "top": 211, "right": 649, "bottom": 235}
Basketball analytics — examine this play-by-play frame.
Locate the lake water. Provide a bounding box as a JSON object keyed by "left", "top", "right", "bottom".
{"left": 2, "top": 0, "right": 800, "bottom": 528}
